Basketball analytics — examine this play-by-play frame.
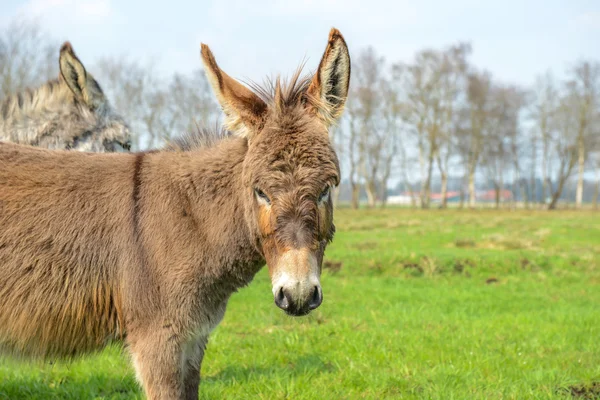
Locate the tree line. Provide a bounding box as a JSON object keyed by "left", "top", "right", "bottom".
{"left": 340, "top": 42, "right": 599, "bottom": 210}
{"left": 2, "top": 18, "right": 599, "bottom": 210}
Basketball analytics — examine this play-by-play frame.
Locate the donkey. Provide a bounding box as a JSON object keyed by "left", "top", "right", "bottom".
{"left": 0, "top": 28, "right": 350, "bottom": 399}
{"left": 0, "top": 41, "right": 131, "bottom": 152}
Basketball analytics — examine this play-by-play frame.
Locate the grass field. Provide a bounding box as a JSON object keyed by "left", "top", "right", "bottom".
{"left": 1, "top": 209, "right": 599, "bottom": 399}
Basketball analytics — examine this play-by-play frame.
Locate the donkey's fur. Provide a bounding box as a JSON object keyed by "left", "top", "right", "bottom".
{"left": 0, "top": 42, "right": 131, "bottom": 152}
{"left": 0, "top": 28, "right": 350, "bottom": 399}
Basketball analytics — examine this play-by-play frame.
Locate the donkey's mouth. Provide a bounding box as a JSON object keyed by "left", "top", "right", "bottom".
{"left": 283, "top": 308, "right": 312, "bottom": 317}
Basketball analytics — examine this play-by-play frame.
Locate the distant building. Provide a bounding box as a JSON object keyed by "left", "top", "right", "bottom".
{"left": 476, "top": 189, "right": 513, "bottom": 202}
{"left": 387, "top": 194, "right": 415, "bottom": 205}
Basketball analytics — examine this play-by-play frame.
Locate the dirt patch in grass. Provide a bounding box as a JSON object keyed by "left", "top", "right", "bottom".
{"left": 455, "top": 238, "right": 477, "bottom": 248}
{"left": 477, "top": 234, "right": 538, "bottom": 250}
{"left": 399, "top": 257, "right": 477, "bottom": 278}
{"left": 401, "top": 261, "right": 423, "bottom": 274}
{"left": 354, "top": 241, "right": 379, "bottom": 251}
{"left": 453, "top": 259, "right": 475, "bottom": 274}
{"left": 368, "top": 260, "right": 385, "bottom": 274}
{"left": 342, "top": 218, "right": 421, "bottom": 232}
{"left": 323, "top": 260, "right": 343, "bottom": 274}
{"left": 561, "top": 382, "right": 600, "bottom": 399}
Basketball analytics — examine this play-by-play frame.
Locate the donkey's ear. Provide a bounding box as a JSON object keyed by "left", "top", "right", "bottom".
{"left": 59, "top": 42, "right": 106, "bottom": 110}
{"left": 201, "top": 44, "right": 268, "bottom": 139}
{"left": 306, "top": 28, "right": 351, "bottom": 128}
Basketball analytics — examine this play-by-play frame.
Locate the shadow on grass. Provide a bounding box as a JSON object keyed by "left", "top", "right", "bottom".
{"left": 204, "top": 354, "right": 336, "bottom": 385}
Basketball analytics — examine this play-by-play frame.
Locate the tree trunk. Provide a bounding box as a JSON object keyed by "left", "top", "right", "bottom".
{"left": 351, "top": 181, "right": 360, "bottom": 209}
{"left": 593, "top": 167, "right": 600, "bottom": 210}
{"left": 541, "top": 136, "right": 548, "bottom": 207}
{"left": 402, "top": 175, "right": 417, "bottom": 209}
{"left": 548, "top": 174, "right": 571, "bottom": 210}
{"left": 499, "top": 172, "right": 504, "bottom": 209}
{"left": 494, "top": 182, "right": 500, "bottom": 209}
{"left": 459, "top": 173, "right": 466, "bottom": 209}
{"left": 365, "top": 180, "right": 377, "bottom": 208}
{"left": 593, "top": 179, "right": 599, "bottom": 210}
{"left": 575, "top": 136, "right": 585, "bottom": 209}
{"left": 468, "top": 168, "right": 476, "bottom": 209}
{"left": 440, "top": 172, "right": 448, "bottom": 209}
{"left": 422, "top": 149, "right": 435, "bottom": 209}
{"left": 520, "top": 181, "right": 528, "bottom": 210}
{"left": 380, "top": 181, "right": 388, "bottom": 209}
{"left": 418, "top": 135, "right": 426, "bottom": 208}
{"left": 530, "top": 134, "right": 537, "bottom": 206}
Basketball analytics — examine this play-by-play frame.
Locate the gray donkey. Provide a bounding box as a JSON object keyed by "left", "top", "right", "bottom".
{"left": 0, "top": 42, "right": 131, "bottom": 152}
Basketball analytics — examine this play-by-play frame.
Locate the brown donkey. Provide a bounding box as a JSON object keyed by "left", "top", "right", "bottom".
{"left": 0, "top": 28, "right": 350, "bottom": 399}
{"left": 0, "top": 42, "right": 131, "bottom": 152}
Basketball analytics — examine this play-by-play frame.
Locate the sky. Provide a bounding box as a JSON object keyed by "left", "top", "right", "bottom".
{"left": 1, "top": 0, "right": 599, "bottom": 88}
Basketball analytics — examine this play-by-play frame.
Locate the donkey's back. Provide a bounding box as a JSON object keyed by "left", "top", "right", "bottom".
{"left": 0, "top": 142, "right": 134, "bottom": 358}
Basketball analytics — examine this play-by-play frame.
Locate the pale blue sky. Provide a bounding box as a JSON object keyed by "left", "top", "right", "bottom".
{"left": 1, "top": 0, "right": 599, "bottom": 87}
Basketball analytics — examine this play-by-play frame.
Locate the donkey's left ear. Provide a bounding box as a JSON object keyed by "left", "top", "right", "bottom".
{"left": 59, "top": 42, "right": 106, "bottom": 110}
{"left": 306, "top": 28, "right": 351, "bottom": 127}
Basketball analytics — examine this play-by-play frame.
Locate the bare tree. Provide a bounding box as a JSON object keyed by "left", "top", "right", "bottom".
{"left": 547, "top": 85, "right": 579, "bottom": 209}
{"left": 165, "top": 70, "right": 219, "bottom": 140}
{"left": 347, "top": 47, "right": 386, "bottom": 208}
{"left": 379, "top": 77, "right": 402, "bottom": 207}
{"left": 481, "top": 100, "right": 507, "bottom": 209}
{"left": 0, "top": 18, "right": 57, "bottom": 100}
{"left": 436, "top": 44, "right": 471, "bottom": 208}
{"left": 592, "top": 143, "right": 600, "bottom": 209}
{"left": 95, "top": 57, "right": 219, "bottom": 150}
{"left": 500, "top": 85, "right": 527, "bottom": 208}
{"left": 568, "top": 61, "right": 600, "bottom": 208}
{"left": 479, "top": 84, "right": 527, "bottom": 209}
{"left": 464, "top": 70, "right": 493, "bottom": 208}
{"left": 95, "top": 57, "right": 159, "bottom": 149}
{"left": 344, "top": 110, "right": 362, "bottom": 209}
{"left": 530, "top": 72, "right": 558, "bottom": 206}
{"left": 395, "top": 50, "right": 444, "bottom": 208}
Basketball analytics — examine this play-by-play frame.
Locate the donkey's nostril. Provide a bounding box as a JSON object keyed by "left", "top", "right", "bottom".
{"left": 274, "top": 287, "right": 290, "bottom": 310}
{"left": 308, "top": 285, "right": 322, "bottom": 310}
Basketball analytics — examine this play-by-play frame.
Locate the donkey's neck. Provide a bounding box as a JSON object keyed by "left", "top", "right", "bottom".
{"left": 146, "top": 137, "right": 263, "bottom": 290}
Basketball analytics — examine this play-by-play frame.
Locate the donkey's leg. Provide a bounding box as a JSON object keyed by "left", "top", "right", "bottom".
{"left": 182, "top": 335, "right": 208, "bottom": 400}
{"left": 128, "top": 327, "right": 185, "bottom": 400}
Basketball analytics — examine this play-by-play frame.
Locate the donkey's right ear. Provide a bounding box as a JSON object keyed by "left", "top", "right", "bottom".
{"left": 59, "top": 42, "right": 107, "bottom": 110}
{"left": 201, "top": 44, "right": 268, "bottom": 139}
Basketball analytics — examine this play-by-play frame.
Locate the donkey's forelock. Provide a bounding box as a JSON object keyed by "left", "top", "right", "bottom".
{"left": 247, "top": 68, "right": 312, "bottom": 112}
{"left": 247, "top": 66, "right": 346, "bottom": 130}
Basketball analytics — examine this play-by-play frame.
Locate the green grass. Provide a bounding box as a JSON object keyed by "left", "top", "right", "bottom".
{"left": 2, "top": 209, "right": 600, "bottom": 399}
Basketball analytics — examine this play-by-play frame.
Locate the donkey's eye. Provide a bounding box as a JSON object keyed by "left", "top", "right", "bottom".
{"left": 254, "top": 188, "right": 271, "bottom": 205}
{"left": 318, "top": 186, "right": 331, "bottom": 203}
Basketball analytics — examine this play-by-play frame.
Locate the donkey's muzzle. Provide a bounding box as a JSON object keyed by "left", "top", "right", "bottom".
{"left": 274, "top": 285, "right": 322, "bottom": 316}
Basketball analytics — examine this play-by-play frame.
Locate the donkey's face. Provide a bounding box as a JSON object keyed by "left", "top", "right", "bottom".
{"left": 201, "top": 29, "right": 350, "bottom": 316}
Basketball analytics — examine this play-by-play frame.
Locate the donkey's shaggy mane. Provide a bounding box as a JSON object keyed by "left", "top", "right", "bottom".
{"left": 163, "top": 124, "right": 233, "bottom": 152}
{"left": 0, "top": 79, "right": 68, "bottom": 121}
